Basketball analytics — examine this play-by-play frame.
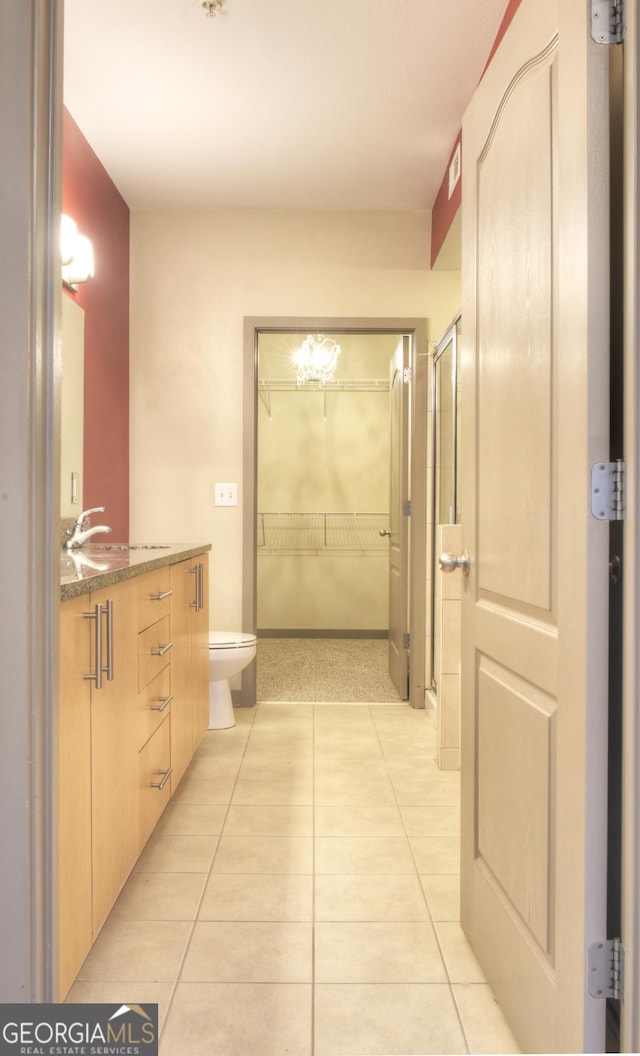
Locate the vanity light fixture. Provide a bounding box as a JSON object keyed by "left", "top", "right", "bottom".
{"left": 61, "top": 213, "right": 95, "bottom": 289}
{"left": 294, "top": 334, "right": 341, "bottom": 384}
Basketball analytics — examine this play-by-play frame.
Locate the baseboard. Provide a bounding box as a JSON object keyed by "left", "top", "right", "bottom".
{"left": 257, "top": 629, "right": 389, "bottom": 640}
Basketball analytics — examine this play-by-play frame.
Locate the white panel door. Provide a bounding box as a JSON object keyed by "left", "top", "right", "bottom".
{"left": 388, "top": 337, "right": 410, "bottom": 698}
{"left": 460, "top": 0, "right": 611, "bottom": 1051}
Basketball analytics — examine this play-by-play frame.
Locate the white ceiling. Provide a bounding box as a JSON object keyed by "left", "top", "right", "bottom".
{"left": 63, "top": 0, "right": 509, "bottom": 213}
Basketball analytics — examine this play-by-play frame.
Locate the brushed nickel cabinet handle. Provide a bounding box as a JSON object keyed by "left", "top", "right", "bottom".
{"left": 150, "top": 642, "right": 173, "bottom": 657}
{"left": 151, "top": 694, "right": 173, "bottom": 712}
{"left": 104, "top": 599, "right": 114, "bottom": 681}
{"left": 149, "top": 590, "right": 173, "bottom": 601}
{"left": 84, "top": 602, "right": 103, "bottom": 690}
{"left": 151, "top": 767, "right": 173, "bottom": 791}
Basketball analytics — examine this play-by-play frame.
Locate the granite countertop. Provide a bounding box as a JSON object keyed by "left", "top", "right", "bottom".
{"left": 60, "top": 542, "right": 212, "bottom": 600}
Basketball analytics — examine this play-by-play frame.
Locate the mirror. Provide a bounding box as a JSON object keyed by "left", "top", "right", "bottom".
{"left": 60, "top": 296, "right": 84, "bottom": 517}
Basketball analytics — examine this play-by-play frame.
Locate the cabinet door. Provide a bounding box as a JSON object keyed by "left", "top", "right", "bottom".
{"left": 169, "top": 560, "right": 196, "bottom": 789}
{"left": 192, "top": 555, "right": 210, "bottom": 747}
{"left": 90, "top": 579, "right": 139, "bottom": 935}
{"left": 58, "top": 595, "right": 93, "bottom": 1000}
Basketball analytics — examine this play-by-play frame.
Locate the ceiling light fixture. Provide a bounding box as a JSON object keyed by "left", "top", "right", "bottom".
{"left": 294, "top": 334, "right": 341, "bottom": 384}
{"left": 200, "top": 0, "right": 224, "bottom": 16}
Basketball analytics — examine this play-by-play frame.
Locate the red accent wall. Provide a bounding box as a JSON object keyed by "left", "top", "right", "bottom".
{"left": 430, "top": 133, "right": 462, "bottom": 268}
{"left": 62, "top": 109, "right": 130, "bottom": 541}
{"left": 430, "top": 0, "right": 524, "bottom": 267}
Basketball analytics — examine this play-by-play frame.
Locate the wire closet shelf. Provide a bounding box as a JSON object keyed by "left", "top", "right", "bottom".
{"left": 257, "top": 512, "right": 389, "bottom": 554}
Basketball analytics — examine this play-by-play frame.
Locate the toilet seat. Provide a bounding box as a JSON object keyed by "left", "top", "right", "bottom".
{"left": 209, "top": 632, "right": 257, "bottom": 649}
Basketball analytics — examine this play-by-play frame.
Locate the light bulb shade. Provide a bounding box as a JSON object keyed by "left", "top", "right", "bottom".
{"left": 60, "top": 214, "right": 78, "bottom": 266}
{"left": 62, "top": 232, "right": 95, "bottom": 287}
{"left": 294, "top": 334, "right": 341, "bottom": 384}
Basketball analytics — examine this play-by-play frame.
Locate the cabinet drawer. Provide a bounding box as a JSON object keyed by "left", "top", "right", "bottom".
{"left": 137, "top": 567, "right": 173, "bottom": 632}
{"left": 138, "top": 615, "right": 172, "bottom": 691}
{"left": 138, "top": 665, "right": 171, "bottom": 750}
{"left": 138, "top": 714, "right": 171, "bottom": 850}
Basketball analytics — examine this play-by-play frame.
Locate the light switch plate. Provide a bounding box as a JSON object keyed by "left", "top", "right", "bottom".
{"left": 215, "top": 483, "right": 238, "bottom": 506}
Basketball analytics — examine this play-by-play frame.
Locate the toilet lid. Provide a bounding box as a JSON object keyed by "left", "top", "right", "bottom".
{"left": 209, "top": 632, "right": 257, "bottom": 649}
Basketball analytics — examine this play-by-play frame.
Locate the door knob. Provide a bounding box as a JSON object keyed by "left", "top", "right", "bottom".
{"left": 439, "top": 550, "right": 470, "bottom": 576}
{"left": 379, "top": 528, "right": 391, "bottom": 537}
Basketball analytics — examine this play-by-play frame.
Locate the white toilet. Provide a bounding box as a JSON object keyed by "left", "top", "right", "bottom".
{"left": 208, "top": 632, "right": 257, "bottom": 729}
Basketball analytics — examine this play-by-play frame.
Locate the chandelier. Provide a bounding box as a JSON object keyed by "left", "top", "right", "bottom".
{"left": 200, "top": 0, "right": 223, "bottom": 15}
{"left": 293, "top": 334, "right": 341, "bottom": 384}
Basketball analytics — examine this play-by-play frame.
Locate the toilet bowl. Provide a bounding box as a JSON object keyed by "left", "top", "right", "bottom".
{"left": 208, "top": 632, "right": 257, "bottom": 729}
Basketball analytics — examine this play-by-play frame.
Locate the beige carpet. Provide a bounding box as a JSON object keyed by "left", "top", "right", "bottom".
{"left": 256, "top": 637, "right": 404, "bottom": 703}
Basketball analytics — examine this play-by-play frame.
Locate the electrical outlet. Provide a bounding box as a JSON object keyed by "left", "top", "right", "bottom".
{"left": 215, "top": 483, "right": 238, "bottom": 506}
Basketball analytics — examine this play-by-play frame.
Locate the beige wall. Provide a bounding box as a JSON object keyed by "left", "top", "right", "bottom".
{"left": 129, "top": 208, "right": 461, "bottom": 632}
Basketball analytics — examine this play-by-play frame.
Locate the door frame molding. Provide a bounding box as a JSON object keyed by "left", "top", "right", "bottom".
{"left": 242, "top": 316, "right": 428, "bottom": 708}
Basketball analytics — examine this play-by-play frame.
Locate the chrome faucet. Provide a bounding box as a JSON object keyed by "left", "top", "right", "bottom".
{"left": 65, "top": 507, "right": 112, "bottom": 549}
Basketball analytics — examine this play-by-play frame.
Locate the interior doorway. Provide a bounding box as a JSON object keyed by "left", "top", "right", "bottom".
{"left": 242, "top": 317, "right": 428, "bottom": 709}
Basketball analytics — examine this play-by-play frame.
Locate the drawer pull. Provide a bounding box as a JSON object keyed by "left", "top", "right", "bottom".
{"left": 151, "top": 694, "right": 173, "bottom": 712}
{"left": 149, "top": 590, "right": 173, "bottom": 601}
{"left": 150, "top": 767, "right": 173, "bottom": 791}
{"left": 150, "top": 642, "right": 173, "bottom": 657}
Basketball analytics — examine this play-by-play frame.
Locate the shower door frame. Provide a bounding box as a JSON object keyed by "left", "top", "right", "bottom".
{"left": 430, "top": 314, "right": 462, "bottom": 694}
{"left": 242, "top": 316, "right": 429, "bottom": 709}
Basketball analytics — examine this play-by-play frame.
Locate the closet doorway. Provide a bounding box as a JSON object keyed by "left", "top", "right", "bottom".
{"left": 242, "top": 317, "right": 428, "bottom": 709}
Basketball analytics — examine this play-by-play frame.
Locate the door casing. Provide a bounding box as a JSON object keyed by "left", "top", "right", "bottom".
{"left": 242, "top": 316, "right": 428, "bottom": 708}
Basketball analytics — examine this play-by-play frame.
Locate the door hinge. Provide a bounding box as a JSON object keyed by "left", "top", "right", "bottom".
{"left": 588, "top": 938, "right": 624, "bottom": 1001}
{"left": 591, "top": 460, "right": 626, "bottom": 521}
{"left": 403, "top": 367, "right": 412, "bottom": 384}
{"left": 402, "top": 632, "right": 410, "bottom": 649}
{"left": 591, "top": 0, "right": 626, "bottom": 43}
{"left": 403, "top": 499, "right": 411, "bottom": 516}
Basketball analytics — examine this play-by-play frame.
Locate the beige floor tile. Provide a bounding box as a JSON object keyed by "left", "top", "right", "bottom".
{"left": 391, "top": 774, "right": 461, "bottom": 806}
{"left": 314, "top": 757, "right": 389, "bottom": 781}
{"left": 410, "top": 835, "right": 461, "bottom": 874}
{"left": 315, "top": 836, "right": 416, "bottom": 875}
{"left": 185, "top": 754, "right": 244, "bottom": 780}
{"left": 315, "top": 803, "right": 404, "bottom": 837}
{"left": 181, "top": 921, "right": 313, "bottom": 982}
{"left": 315, "top": 874, "right": 430, "bottom": 921}
{"left": 421, "top": 874, "right": 461, "bottom": 921}
{"left": 453, "top": 983, "right": 522, "bottom": 1053}
{"left": 231, "top": 777, "right": 314, "bottom": 805}
{"left": 401, "top": 804, "right": 461, "bottom": 837}
{"left": 314, "top": 983, "right": 466, "bottom": 1056}
{"left": 435, "top": 922, "right": 488, "bottom": 983}
{"left": 110, "top": 872, "right": 206, "bottom": 920}
{"left": 76, "top": 919, "right": 191, "bottom": 983}
{"left": 314, "top": 774, "right": 397, "bottom": 806}
{"left": 161, "top": 982, "right": 312, "bottom": 1056}
{"left": 134, "top": 833, "right": 218, "bottom": 873}
{"left": 65, "top": 981, "right": 175, "bottom": 1031}
{"left": 154, "top": 802, "right": 227, "bottom": 836}
{"left": 238, "top": 758, "right": 314, "bottom": 782}
{"left": 315, "top": 922, "right": 447, "bottom": 983}
{"left": 212, "top": 834, "right": 313, "bottom": 873}
{"left": 199, "top": 872, "right": 313, "bottom": 921}
{"left": 223, "top": 803, "right": 313, "bottom": 836}
{"left": 172, "top": 774, "right": 237, "bottom": 804}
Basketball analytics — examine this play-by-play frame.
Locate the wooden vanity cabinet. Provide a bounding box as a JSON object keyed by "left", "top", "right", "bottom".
{"left": 58, "top": 577, "right": 138, "bottom": 997}
{"left": 58, "top": 551, "right": 209, "bottom": 1000}
{"left": 58, "top": 594, "right": 93, "bottom": 1001}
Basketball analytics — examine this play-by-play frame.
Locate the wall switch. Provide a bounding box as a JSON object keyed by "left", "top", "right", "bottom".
{"left": 215, "top": 483, "right": 238, "bottom": 506}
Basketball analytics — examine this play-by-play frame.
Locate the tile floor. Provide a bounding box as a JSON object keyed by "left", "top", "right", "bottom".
{"left": 67, "top": 702, "right": 520, "bottom": 1056}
